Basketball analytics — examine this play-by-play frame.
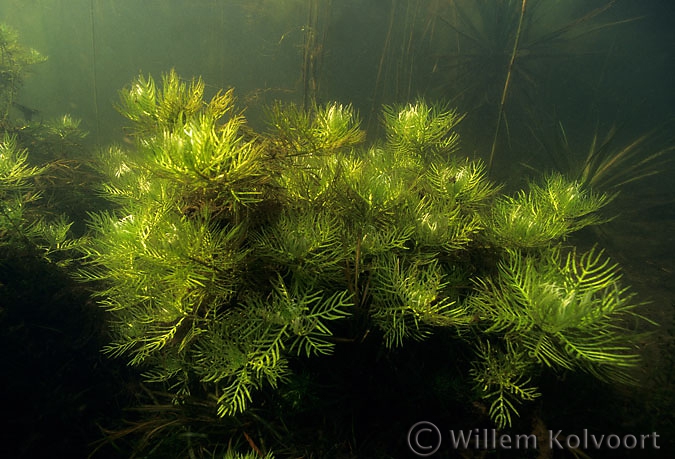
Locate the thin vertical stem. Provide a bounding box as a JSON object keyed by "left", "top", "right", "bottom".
{"left": 89, "top": 0, "right": 100, "bottom": 145}
{"left": 368, "top": 0, "right": 397, "bottom": 134}
{"left": 301, "top": 0, "right": 329, "bottom": 111}
{"left": 488, "top": 0, "right": 528, "bottom": 174}
{"left": 403, "top": 0, "right": 422, "bottom": 101}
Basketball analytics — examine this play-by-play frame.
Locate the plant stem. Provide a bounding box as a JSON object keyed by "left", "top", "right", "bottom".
{"left": 368, "top": 0, "right": 397, "bottom": 134}
{"left": 488, "top": 0, "right": 528, "bottom": 174}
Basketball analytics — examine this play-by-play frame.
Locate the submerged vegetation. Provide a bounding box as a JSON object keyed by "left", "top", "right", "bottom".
{"left": 0, "top": 25, "right": 88, "bottom": 264}
{"left": 1, "top": 4, "right": 673, "bottom": 456}
{"left": 534, "top": 121, "right": 675, "bottom": 193}
{"left": 426, "top": 0, "right": 642, "bottom": 171}
{"left": 0, "top": 24, "right": 46, "bottom": 127}
{"left": 69, "top": 71, "right": 654, "bottom": 456}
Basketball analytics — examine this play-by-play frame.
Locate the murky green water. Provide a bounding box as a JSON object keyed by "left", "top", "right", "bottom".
{"left": 1, "top": 1, "right": 673, "bottom": 457}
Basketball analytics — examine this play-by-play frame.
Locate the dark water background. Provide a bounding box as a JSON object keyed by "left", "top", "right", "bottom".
{"left": 0, "top": 0, "right": 671, "bottom": 146}
{"left": 0, "top": 0, "right": 674, "bottom": 457}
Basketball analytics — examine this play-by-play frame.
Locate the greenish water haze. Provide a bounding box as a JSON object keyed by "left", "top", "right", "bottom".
{"left": 1, "top": 1, "right": 674, "bottom": 457}
{"left": 3, "top": 0, "right": 668, "bottom": 240}
{"left": 1, "top": 0, "right": 673, "bottom": 152}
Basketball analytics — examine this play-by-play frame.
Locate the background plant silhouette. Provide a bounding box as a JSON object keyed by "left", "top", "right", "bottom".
{"left": 426, "top": 0, "right": 641, "bottom": 172}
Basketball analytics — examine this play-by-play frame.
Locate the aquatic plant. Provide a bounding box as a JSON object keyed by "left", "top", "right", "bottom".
{"left": 0, "top": 25, "right": 96, "bottom": 241}
{"left": 534, "top": 122, "right": 675, "bottom": 193}
{"left": 80, "top": 71, "right": 653, "bottom": 454}
{"left": 487, "top": 172, "right": 612, "bottom": 248}
{"left": 429, "top": 0, "right": 638, "bottom": 170}
{"left": 469, "top": 245, "right": 650, "bottom": 427}
{"left": 0, "top": 133, "right": 82, "bottom": 263}
{"left": 0, "top": 24, "right": 47, "bottom": 127}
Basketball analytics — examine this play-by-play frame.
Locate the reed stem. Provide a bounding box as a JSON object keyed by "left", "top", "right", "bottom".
{"left": 488, "top": 0, "right": 528, "bottom": 174}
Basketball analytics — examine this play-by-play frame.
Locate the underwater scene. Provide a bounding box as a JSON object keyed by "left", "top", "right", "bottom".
{"left": 1, "top": 0, "right": 674, "bottom": 457}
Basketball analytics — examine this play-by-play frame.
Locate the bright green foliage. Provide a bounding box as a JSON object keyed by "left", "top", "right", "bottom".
{"left": 471, "top": 246, "right": 644, "bottom": 376}
{"left": 414, "top": 159, "right": 498, "bottom": 251}
{"left": 116, "top": 69, "right": 231, "bottom": 134}
{"left": 382, "top": 99, "right": 464, "bottom": 159}
{"left": 81, "top": 71, "right": 651, "bottom": 432}
{"left": 0, "top": 134, "right": 80, "bottom": 262}
{"left": 84, "top": 206, "right": 246, "bottom": 364}
{"left": 0, "top": 133, "right": 43, "bottom": 192}
{"left": 469, "top": 245, "right": 648, "bottom": 425}
{"left": 427, "top": 159, "right": 500, "bottom": 210}
{"left": 268, "top": 101, "right": 364, "bottom": 156}
{"left": 410, "top": 195, "right": 482, "bottom": 251}
{"left": 253, "top": 209, "right": 347, "bottom": 284}
{"left": 83, "top": 72, "right": 362, "bottom": 416}
{"left": 488, "top": 172, "right": 611, "bottom": 248}
{"left": 470, "top": 340, "right": 541, "bottom": 429}
{"left": 0, "top": 28, "right": 85, "bottom": 265}
{"left": 0, "top": 133, "right": 44, "bottom": 244}
{"left": 193, "top": 276, "right": 351, "bottom": 416}
{"left": 370, "top": 253, "right": 472, "bottom": 347}
{"left": 114, "top": 70, "right": 267, "bottom": 214}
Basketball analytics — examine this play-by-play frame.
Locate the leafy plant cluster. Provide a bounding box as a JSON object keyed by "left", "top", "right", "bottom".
{"left": 78, "top": 70, "right": 652, "bottom": 438}
{"left": 0, "top": 24, "right": 94, "bottom": 265}
{"left": 0, "top": 24, "right": 46, "bottom": 126}
{"left": 0, "top": 132, "right": 84, "bottom": 263}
